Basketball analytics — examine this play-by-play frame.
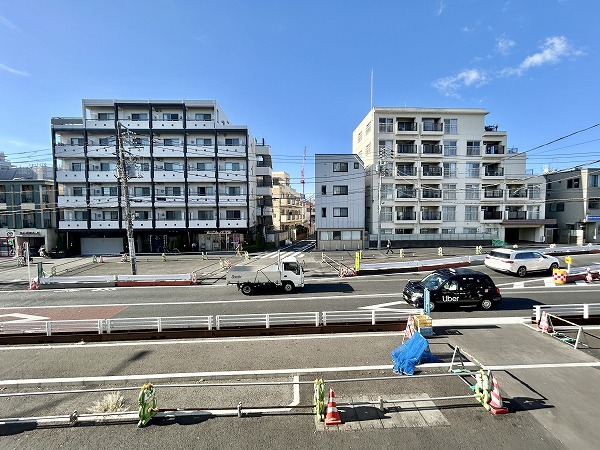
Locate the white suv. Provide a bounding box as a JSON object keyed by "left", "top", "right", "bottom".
{"left": 484, "top": 249, "right": 560, "bottom": 277}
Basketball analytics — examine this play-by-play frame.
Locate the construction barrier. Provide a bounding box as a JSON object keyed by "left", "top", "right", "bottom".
{"left": 137, "top": 383, "right": 158, "bottom": 427}
{"left": 553, "top": 268, "right": 567, "bottom": 284}
{"left": 313, "top": 379, "right": 325, "bottom": 422}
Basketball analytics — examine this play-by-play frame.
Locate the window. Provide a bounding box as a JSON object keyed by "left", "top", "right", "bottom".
{"left": 332, "top": 231, "right": 342, "bottom": 240}
{"left": 333, "top": 162, "right": 348, "bottom": 172}
{"left": 333, "top": 207, "right": 348, "bottom": 217}
{"left": 226, "top": 210, "right": 241, "bottom": 219}
{"left": 165, "top": 187, "right": 181, "bottom": 196}
{"left": 589, "top": 198, "right": 600, "bottom": 210}
{"left": 441, "top": 228, "right": 455, "bottom": 234}
{"left": 442, "top": 183, "right": 457, "bottom": 200}
{"left": 100, "top": 162, "right": 112, "bottom": 171}
{"left": 321, "top": 208, "right": 326, "bottom": 218}
{"left": 135, "top": 211, "right": 150, "bottom": 220}
{"left": 443, "top": 141, "right": 457, "bottom": 156}
{"left": 465, "top": 206, "right": 479, "bottom": 221}
{"left": 70, "top": 138, "right": 84, "bottom": 146}
{"left": 103, "top": 211, "right": 118, "bottom": 220}
{"left": 224, "top": 186, "right": 240, "bottom": 196}
{"left": 467, "top": 141, "right": 481, "bottom": 156}
{"left": 198, "top": 210, "right": 214, "bottom": 220}
{"left": 197, "top": 138, "right": 212, "bottom": 146}
{"left": 321, "top": 185, "right": 327, "bottom": 195}
{"left": 225, "top": 138, "right": 240, "bottom": 146}
{"left": 134, "top": 186, "right": 150, "bottom": 197}
{"left": 163, "top": 138, "right": 179, "bottom": 146}
{"left": 131, "top": 113, "right": 148, "bottom": 121}
{"left": 132, "top": 137, "right": 150, "bottom": 146}
{"left": 443, "top": 118, "right": 458, "bottom": 134}
{"left": 73, "top": 187, "right": 84, "bottom": 196}
{"left": 442, "top": 206, "right": 456, "bottom": 221}
{"left": 195, "top": 113, "right": 211, "bottom": 121}
{"left": 466, "top": 163, "right": 480, "bottom": 178}
{"left": 136, "top": 162, "right": 150, "bottom": 171}
{"left": 102, "top": 187, "right": 118, "bottom": 196}
{"left": 365, "top": 121, "right": 371, "bottom": 134}
{"left": 98, "top": 137, "right": 114, "bottom": 146}
{"left": 74, "top": 210, "right": 89, "bottom": 220}
{"left": 381, "top": 184, "right": 393, "bottom": 200}
{"left": 166, "top": 210, "right": 183, "bottom": 220}
{"left": 196, "top": 162, "right": 212, "bottom": 171}
{"left": 357, "top": 131, "right": 363, "bottom": 143}
{"left": 590, "top": 174, "right": 600, "bottom": 187}
{"left": 443, "top": 162, "right": 457, "bottom": 178}
{"left": 465, "top": 184, "right": 480, "bottom": 199}
{"left": 378, "top": 117, "right": 393, "bottom": 133}
{"left": 463, "top": 227, "right": 478, "bottom": 234}
{"left": 163, "top": 113, "right": 179, "bottom": 121}
{"left": 225, "top": 162, "right": 241, "bottom": 171}
{"left": 333, "top": 186, "right": 348, "bottom": 195}
{"left": 197, "top": 186, "right": 214, "bottom": 196}
{"left": 567, "top": 178, "right": 580, "bottom": 188}
{"left": 354, "top": 162, "right": 359, "bottom": 169}
{"left": 550, "top": 202, "right": 565, "bottom": 212}
{"left": 97, "top": 113, "right": 114, "bottom": 120}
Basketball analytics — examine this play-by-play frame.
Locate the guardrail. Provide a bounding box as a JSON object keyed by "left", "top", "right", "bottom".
{"left": 0, "top": 309, "right": 419, "bottom": 337}
{"left": 533, "top": 303, "right": 600, "bottom": 322}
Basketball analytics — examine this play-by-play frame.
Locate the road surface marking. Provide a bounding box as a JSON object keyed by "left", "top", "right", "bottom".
{"left": 0, "top": 313, "right": 49, "bottom": 323}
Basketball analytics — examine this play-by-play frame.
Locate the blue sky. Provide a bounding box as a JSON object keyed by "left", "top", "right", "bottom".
{"left": 1, "top": 0, "right": 598, "bottom": 197}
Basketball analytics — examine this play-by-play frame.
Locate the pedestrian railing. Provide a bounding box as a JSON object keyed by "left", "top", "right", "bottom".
{"left": 0, "top": 309, "right": 417, "bottom": 337}
{"left": 533, "top": 303, "right": 600, "bottom": 322}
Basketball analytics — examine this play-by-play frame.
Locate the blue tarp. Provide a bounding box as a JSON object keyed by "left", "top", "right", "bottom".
{"left": 391, "top": 331, "right": 437, "bottom": 375}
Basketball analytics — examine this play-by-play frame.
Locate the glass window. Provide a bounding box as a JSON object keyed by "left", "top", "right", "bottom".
{"left": 443, "top": 118, "right": 458, "bottom": 134}
{"left": 225, "top": 210, "right": 241, "bottom": 219}
{"left": 378, "top": 117, "right": 393, "bottom": 133}
{"left": 333, "top": 207, "right": 348, "bottom": 217}
{"left": 134, "top": 187, "right": 151, "bottom": 196}
{"left": 332, "top": 231, "right": 341, "bottom": 240}
{"left": 443, "top": 162, "right": 457, "bottom": 178}
{"left": 131, "top": 113, "right": 148, "bottom": 121}
{"left": 225, "top": 138, "right": 240, "bottom": 146}
{"left": 567, "top": 178, "right": 580, "bottom": 188}
{"left": 163, "top": 113, "right": 179, "bottom": 121}
{"left": 166, "top": 210, "right": 183, "bottom": 220}
{"left": 442, "top": 206, "right": 456, "bottom": 221}
{"left": 198, "top": 210, "right": 214, "bottom": 220}
{"left": 442, "top": 184, "right": 457, "bottom": 200}
{"left": 321, "top": 208, "right": 326, "bottom": 217}
{"left": 466, "top": 164, "right": 480, "bottom": 178}
{"left": 195, "top": 113, "right": 212, "bottom": 121}
{"left": 443, "top": 140, "right": 457, "bottom": 156}
{"left": 333, "top": 186, "right": 348, "bottom": 195}
{"left": 97, "top": 113, "right": 114, "bottom": 120}
{"left": 467, "top": 141, "right": 481, "bottom": 156}
{"left": 465, "top": 206, "right": 479, "bottom": 221}
{"left": 225, "top": 162, "right": 241, "bottom": 171}
{"left": 321, "top": 185, "right": 327, "bottom": 195}
{"left": 590, "top": 174, "right": 600, "bottom": 187}
{"left": 333, "top": 162, "right": 348, "bottom": 172}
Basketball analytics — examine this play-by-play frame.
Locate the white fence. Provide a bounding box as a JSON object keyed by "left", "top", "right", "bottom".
{"left": 0, "top": 309, "right": 419, "bottom": 336}
{"left": 534, "top": 303, "right": 600, "bottom": 322}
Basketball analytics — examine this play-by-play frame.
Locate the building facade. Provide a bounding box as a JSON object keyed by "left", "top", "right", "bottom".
{"left": 352, "top": 107, "right": 553, "bottom": 247}
{"left": 271, "top": 172, "right": 303, "bottom": 231}
{"left": 545, "top": 168, "right": 600, "bottom": 244}
{"left": 52, "top": 99, "right": 271, "bottom": 255}
{"left": 315, "top": 154, "right": 365, "bottom": 250}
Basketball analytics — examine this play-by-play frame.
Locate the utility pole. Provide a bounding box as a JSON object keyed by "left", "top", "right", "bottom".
{"left": 117, "top": 122, "right": 137, "bottom": 275}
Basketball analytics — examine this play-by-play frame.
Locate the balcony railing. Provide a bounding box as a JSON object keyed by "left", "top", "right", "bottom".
{"left": 484, "top": 189, "right": 503, "bottom": 198}
{"left": 467, "top": 146, "right": 481, "bottom": 156}
{"left": 506, "top": 211, "right": 527, "bottom": 220}
{"left": 422, "top": 167, "right": 442, "bottom": 177}
{"left": 396, "top": 144, "right": 417, "bottom": 155}
{"left": 422, "top": 144, "right": 442, "bottom": 155}
{"left": 423, "top": 122, "right": 443, "bottom": 132}
{"left": 483, "top": 211, "right": 503, "bottom": 220}
{"left": 397, "top": 122, "right": 417, "bottom": 132}
{"left": 396, "top": 189, "right": 416, "bottom": 199}
{"left": 422, "top": 190, "right": 441, "bottom": 199}
{"left": 508, "top": 190, "right": 527, "bottom": 199}
{"left": 485, "top": 145, "right": 505, "bottom": 155}
{"left": 21, "top": 194, "right": 34, "bottom": 203}
{"left": 484, "top": 167, "right": 504, "bottom": 177}
{"left": 396, "top": 212, "right": 416, "bottom": 221}
{"left": 396, "top": 167, "right": 417, "bottom": 177}
{"left": 421, "top": 211, "right": 441, "bottom": 221}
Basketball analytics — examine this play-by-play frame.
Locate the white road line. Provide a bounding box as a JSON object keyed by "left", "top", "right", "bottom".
{"left": 513, "top": 282, "right": 525, "bottom": 289}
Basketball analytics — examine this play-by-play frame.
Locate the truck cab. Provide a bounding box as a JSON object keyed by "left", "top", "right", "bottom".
{"left": 226, "top": 256, "right": 304, "bottom": 295}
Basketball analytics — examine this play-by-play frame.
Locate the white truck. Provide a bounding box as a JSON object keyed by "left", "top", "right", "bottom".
{"left": 226, "top": 256, "right": 304, "bottom": 295}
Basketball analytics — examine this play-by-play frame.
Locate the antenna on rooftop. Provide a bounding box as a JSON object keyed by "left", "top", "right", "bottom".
{"left": 300, "top": 146, "right": 306, "bottom": 197}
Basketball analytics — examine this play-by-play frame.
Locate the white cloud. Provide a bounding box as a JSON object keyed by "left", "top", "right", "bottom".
{"left": 0, "top": 63, "right": 30, "bottom": 77}
{"left": 502, "top": 36, "right": 584, "bottom": 76}
{"left": 432, "top": 69, "right": 489, "bottom": 98}
{"left": 0, "top": 14, "right": 17, "bottom": 30}
{"left": 437, "top": 0, "right": 445, "bottom": 16}
{"left": 496, "top": 37, "right": 516, "bottom": 55}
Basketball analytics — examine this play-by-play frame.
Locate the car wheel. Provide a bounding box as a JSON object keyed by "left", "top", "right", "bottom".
{"left": 517, "top": 266, "right": 527, "bottom": 277}
{"left": 549, "top": 262, "right": 559, "bottom": 272}
{"left": 241, "top": 284, "right": 253, "bottom": 295}
{"left": 283, "top": 282, "right": 294, "bottom": 293}
{"left": 480, "top": 299, "right": 493, "bottom": 310}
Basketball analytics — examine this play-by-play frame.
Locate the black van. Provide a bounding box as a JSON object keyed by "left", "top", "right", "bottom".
{"left": 402, "top": 268, "right": 501, "bottom": 311}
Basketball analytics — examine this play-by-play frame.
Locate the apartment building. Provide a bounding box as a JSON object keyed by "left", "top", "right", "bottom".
{"left": 315, "top": 154, "right": 365, "bottom": 250}
{"left": 52, "top": 99, "right": 271, "bottom": 255}
{"left": 352, "top": 107, "right": 553, "bottom": 247}
{"left": 271, "top": 172, "right": 303, "bottom": 231}
{"left": 545, "top": 168, "right": 600, "bottom": 244}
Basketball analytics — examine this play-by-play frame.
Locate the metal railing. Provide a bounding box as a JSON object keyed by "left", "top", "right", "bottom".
{"left": 0, "top": 310, "right": 413, "bottom": 336}
{"left": 534, "top": 303, "right": 600, "bottom": 323}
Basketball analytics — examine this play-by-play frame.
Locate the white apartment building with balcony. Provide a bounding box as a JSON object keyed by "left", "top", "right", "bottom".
{"left": 353, "top": 107, "right": 553, "bottom": 247}
{"left": 52, "top": 99, "right": 272, "bottom": 254}
{"left": 272, "top": 172, "right": 303, "bottom": 231}
{"left": 315, "top": 154, "right": 365, "bottom": 250}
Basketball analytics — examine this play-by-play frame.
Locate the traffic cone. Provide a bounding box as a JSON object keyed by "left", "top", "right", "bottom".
{"left": 324, "top": 387, "right": 342, "bottom": 425}
{"left": 537, "top": 311, "right": 551, "bottom": 333}
{"left": 489, "top": 375, "right": 509, "bottom": 415}
{"left": 405, "top": 315, "right": 415, "bottom": 339}
{"left": 99, "top": 255, "right": 104, "bottom": 264}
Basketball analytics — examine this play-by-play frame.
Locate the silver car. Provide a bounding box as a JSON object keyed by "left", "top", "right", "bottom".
{"left": 484, "top": 249, "right": 560, "bottom": 277}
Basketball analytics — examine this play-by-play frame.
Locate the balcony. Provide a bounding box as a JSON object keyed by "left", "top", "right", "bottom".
{"left": 396, "top": 212, "right": 416, "bottom": 221}
{"left": 483, "top": 211, "right": 503, "bottom": 221}
{"left": 421, "top": 144, "right": 443, "bottom": 156}
{"left": 153, "top": 119, "right": 184, "bottom": 129}
{"left": 188, "top": 195, "right": 217, "bottom": 205}
{"left": 85, "top": 119, "right": 115, "bottom": 129}
{"left": 506, "top": 210, "right": 527, "bottom": 220}
{"left": 219, "top": 195, "right": 246, "bottom": 206}
{"left": 154, "top": 145, "right": 183, "bottom": 157}
{"left": 130, "top": 196, "right": 153, "bottom": 207}
{"left": 217, "top": 144, "right": 246, "bottom": 158}
{"left": 89, "top": 196, "right": 119, "bottom": 207}
{"left": 422, "top": 122, "right": 444, "bottom": 133}
{"left": 88, "top": 170, "right": 116, "bottom": 181}
{"left": 155, "top": 220, "right": 186, "bottom": 229}
{"left": 58, "top": 195, "right": 87, "bottom": 207}
{"left": 395, "top": 144, "right": 417, "bottom": 156}
{"left": 59, "top": 220, "right": 88, "bottom": 229}
{"left": 256, "top": 186, "right": 271, "bottom": 196}
{"left": 187, "top": 146, "right": 214, "bottom": 158}
{"left": 218, "top": 170, "right": 246, "bottom": 182}
{"left": 154, "top": 170, "right": 185, "bottom": 182}
{"left": 396, "top": 122, "right": 418, "bottom": 133}
{"left": 256, "top": 165, "right": 272, "bottom": 177}
{"left": 484, "top": 167, "right": 504, "bottom": 177}
{"left": 483, "top": 189, "right": 503, "bottom": 199}
{"left": 128, "top": 170, "right": 152, "bottom": 182}
{"left": 396, "top": 167, "right": 417, "bottom": 177}
{"left": 188, "top": 170, "right": 216, "bottom": 183}
{"left": 54, "top": 144, "right": 85, "bottom": 158}
{"left": 484, "top": 145, "right": 505, "bottom": 155}
{"left": 507, "top": 189, "right": 528, "bottom": 200}
{"left": 421, "top": 190, "right": 442, "bottom": 200}
{"left": 128, "top": 146, "right": 151, "bottom": 158}
{"left": 187, "top": 119, "right": 215, "bottom": 129}
{"left": 132, "top": 220, "right": 154, "bottom": 229}
{"left": 421, "top": 211, "right": 442, "bottom": 221}
{"left": 188, "top": 219, "right": 218, "bottom": 228}
{"left": 118, "top": 119, "right": 150, "bottom": 129}
{"left": 396, "top": 189, "right": 417, "bottom": 199}
{"left": 91, "top": 220, "right": 120, "bottom": 229}
{"left": 219, "top": 218, "right": 248, "bottom": 228}
{"left": 87, "top": 145, "right": 116, "bottom": 157}
{"left": 155, "top": 196, "right": 186, "bottom": 207}
{"left": 421, "top": 167, "right": 442, "bottom": 178}
{"left": 56, "top": 170, "right": 86, "bottom": 182}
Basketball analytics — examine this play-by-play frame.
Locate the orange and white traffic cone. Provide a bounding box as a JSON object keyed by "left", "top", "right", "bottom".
{"left": 537, "top": 311, "right": 551, "bottom": 333}
{"left": 405, "top": 315, "right": 415, "bottom": 339}
{"left": 489, "top": 374, "right": 509, "bottom": 415}
{"left": 324, "top": 387, "right": 342, "bottom": 425}
{"left": 99, "top": 255, "right": 104, "bottom": 264}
